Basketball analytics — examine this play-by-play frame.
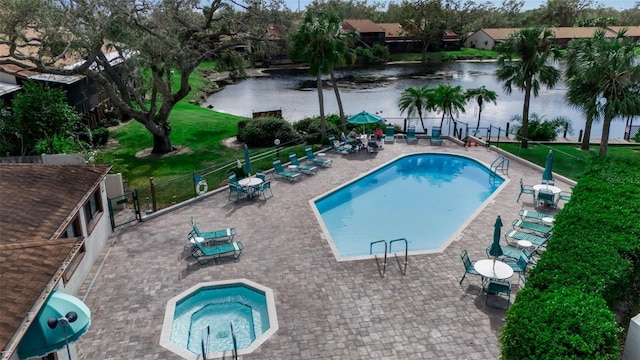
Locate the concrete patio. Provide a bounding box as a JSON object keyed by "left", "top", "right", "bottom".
{"left": 76, "top": 139, "right": 568, "bottom": 359}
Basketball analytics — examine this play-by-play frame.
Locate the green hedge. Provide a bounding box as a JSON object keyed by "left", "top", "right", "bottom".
{"left": 500, "top": 156, "right": 640, "bottom": 359}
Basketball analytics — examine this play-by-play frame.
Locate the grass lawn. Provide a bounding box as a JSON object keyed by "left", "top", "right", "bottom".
{"left": 390, "top": 48, "right": 498, "bottom": 62}
{"left": 495, "top": 143, "right": 640, "bottom": 180}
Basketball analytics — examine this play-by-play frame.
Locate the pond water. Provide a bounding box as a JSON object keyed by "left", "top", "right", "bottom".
{"left": 203, "top": 62, "right": 627, "bottom": 139}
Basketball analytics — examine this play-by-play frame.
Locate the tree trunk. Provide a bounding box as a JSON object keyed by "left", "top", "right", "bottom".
{"left": 475, "top": 101, "right": 483, "bottom": 132}
{"left": 599, "top": 115, "right": 612, "bottom": 156}
{"left": 152, "top": 133, "right": 173, "bottom": 154}
{"left": 580, "top": 114, "right": 593, "bottom": 151}
{"left": 421, "top": 41, "right": 428, "bottom": 64}
{"left": 330, "top": 69, "right": 346, "bottom": 134}
{"left": 316, "top": 74, "right": 327, "bottom": 138}
{"left": 439, "top": 112, "right": 445, "bottom": 128}
{"left": 520, "top": 80, "right": 532, "bottom": 149}
{"left": 141, "top": 113, "right": 173, "bottom": 154}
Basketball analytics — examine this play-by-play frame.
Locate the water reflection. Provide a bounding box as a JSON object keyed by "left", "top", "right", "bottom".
{"left": 204, "top": 62, "right": 626, "bottom": 138}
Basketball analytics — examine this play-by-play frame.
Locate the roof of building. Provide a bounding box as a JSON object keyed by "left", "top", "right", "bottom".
{"left": 0, "top": 164, "right": 111, "bottom": 353}
{"left": 378, "top": 23, "right": 405, "bottom": 38}
{"left": 608, "top": 25, "right": 640, "bottom": 36}
{"left": 343, "top": 19, "right": 384, "bottom": 34}
{"left": 477, "top": 27, "right": 619, "bottom": 41}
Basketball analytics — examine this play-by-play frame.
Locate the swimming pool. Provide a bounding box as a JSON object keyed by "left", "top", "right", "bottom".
{"left": 160, "top": 280, "right": 278, "bottom": 359}
{"left": 312, "top": 153, "right": 505, "bottom": 260}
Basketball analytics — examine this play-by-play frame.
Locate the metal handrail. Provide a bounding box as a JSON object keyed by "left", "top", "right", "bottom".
{"left": 490, "top": 156, "right": 509, "bottom": 175}
{"left": 370, "top": 240, "right": 387, "bottom": 278}
{"left": 389, "top": 238, "right": 408, "bottom": 275}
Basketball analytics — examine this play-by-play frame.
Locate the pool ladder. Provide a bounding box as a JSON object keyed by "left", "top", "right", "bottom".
{"left": 200, "top": 323, "right": 238, "bottom": 360}
{"left": 369, "top": 238, "right": 408, "bottom": 278}
{"left": 490, "top": 155, "right": 509, "bottom": 175}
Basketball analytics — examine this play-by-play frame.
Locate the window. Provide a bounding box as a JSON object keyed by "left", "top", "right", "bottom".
{"left": 63, "top": 241, "right": 86, "bottom": 284}
{"left": 84, "top": 190, "right": 103, "bottom": 233}
{"left": 61, "top": 216, "right": 82, "bottom": 238}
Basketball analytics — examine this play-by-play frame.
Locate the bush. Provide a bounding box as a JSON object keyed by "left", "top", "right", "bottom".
{"left": 236, "top": 116, "right": 302, "bottom": 147}
{"left": 293, "top": 116, "right": 340, "bottom": 144}
{"left": 92, "top": 127, "right": 109, "bottom": 146}
{"left": 354, "top": 44, "right": 390, "bottom": 66}
{"left": 511, "top": 113, "right": 572, "bottom": 141}
{"left": 33, "top": 135, "right": 81, "bottom": 154}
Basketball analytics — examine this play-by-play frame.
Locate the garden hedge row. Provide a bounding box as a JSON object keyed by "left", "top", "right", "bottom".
{"left": 500, "top": 156, "right": 640, "bottom": 359}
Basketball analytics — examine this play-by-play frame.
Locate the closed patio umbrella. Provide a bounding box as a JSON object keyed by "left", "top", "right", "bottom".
{"left": 347, "top": 111, "right": 382, "bottom": 133}
{"left": 243, "top": 145, "right": 252, "bottom": 176}
{"left": 542, "top": 150, "right": 554, "bottom": 182}
{"left": 488, "top": 216, "right": 504, "bottom": 270}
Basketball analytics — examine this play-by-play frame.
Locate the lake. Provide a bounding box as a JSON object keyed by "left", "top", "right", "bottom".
{"left": 203, "top": 62, "right": 627, "bottom": 139}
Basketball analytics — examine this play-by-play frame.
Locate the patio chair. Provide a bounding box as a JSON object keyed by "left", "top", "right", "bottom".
{"left": 556, "top": 190, "right": 572, "bottom": 207}
{"left": 256, "top": 171, "right": 266, "bottom": 181}
{"left": 190, "top": 217, "right": 236, "bottom": 243}
{"left": 256, "top": 179, "right": 273, "bottom": 200}
{"left": 384, "top": 126, "right": 396, "bottom": 144}
{"left": 272, "top": 159, "right": 301, "bottom": 181}
{"left": 191, "top": 239, "right": 243, "bottom": 265}
{"left": 406, "top": 125, "right": 418, "bottom": 144}
{"left": 536, "top": 189, "right": 556, "bottom": 209}
{"left": 517, "top": 178, "right": 536, "bottom": 203}
{"left": 305, "top": 147, "right": 332, "bottom": 167}
{"left": 328, "top": 135, "right": 355, "bottom": 154}
{"left": 519, "top": 209, "right": 554, "bottom": 223}
{"left": 430, "top": 126, "right": 442, "bottom": 146}
{"left": 485, "top": 279, "right": 512, "bottom": 309}
{"left": 506, "top": 255, "right": 529, "bottom": 284}
{"left": 367, "top": 139, "right": 379, "bottom": 153}
{"left": 459, "top": 250, "right": 482, "bottom": 286}
{"left": 512, "top": 219, "right": 553, "bottom": 236}
{"left": 229, "top": 182, "right": 248, "bottom": 203}
{"left": 288, "top": 153, "right": 318, "bottom": 175}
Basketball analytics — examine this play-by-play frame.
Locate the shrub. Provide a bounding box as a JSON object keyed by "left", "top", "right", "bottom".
{"left": 33, "top": 135, "right": 81, "bottom": 154}
{"left": 293, "top": 116, "right": 340, "bottom": 144}
{"left": 354, "top": 44, "right": 390, "bottom": 66}
{"left": 510, "top": 113, "right": 572, "bottom": 141}
{"left": 236, "top": 116, "right": 302, "bottom": 147}
{"left": 92, "top": 127, "right": 109, "bottom": 146}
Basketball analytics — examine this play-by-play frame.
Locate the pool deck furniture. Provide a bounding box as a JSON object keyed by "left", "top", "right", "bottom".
{"left": 517, "top": 178, "right": 536, "bottom": 203}
{"left": 459, "top": 250, "right": 482, "bottom": 286}
{"left": 473, "top": 259, "right": 514, "bottom": 281}
{"left": 305, "top": 147, "right": 332, "bottom": 167}
{"left": 512, "top": 219, "right": 553, "bottom": 236}
{"left": 191, "top": 240, "right": 243, "bottom": 265}
{"left": 239, "top": 176, "right": 264, "bottom": 199}
{"left": 406, "top": 126, "right": 418, "bottom": 145}
{"left": 430, "top": 127, "right": 442, "bottom": 146}
{"left": 288, "top": 153, "right": 318, "bottom": 175}
{"left": 384, "top": 126, "right": 396, "bottom": 144}
{"left": 328, "top": 135, "right": 355, "bottom": 154}
{"left": 190, "top": 217, "right": 236, "bottom": 243}
{"left": 272, "top": 160, "right": 301, "bottom": 181}
{"left": 504, "top": 230, "right": 550, "bottom": 253}
{"left": 519, "top": 209, "right": 554, "bottom": 223}
{"left": 485, "top": 279, "right": 512, "bottom": 310}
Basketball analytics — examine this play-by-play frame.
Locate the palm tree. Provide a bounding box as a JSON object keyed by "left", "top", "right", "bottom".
{"left": 430, "top": 84, "right": 467, "bottom": 128}
{"left": 398, "top": 85, "right": 432, "bottom": 131}
{"left": 289, "top": 10, "right": 356, "bottom": 137}
{"left": 465, "top": 86, "right": 498, "bottom": 132}
{"left": 496, "top": 27, "right": 562, "bottom": 149}
{"left": 565, "top": 29, "right": 640, "bottom": 156}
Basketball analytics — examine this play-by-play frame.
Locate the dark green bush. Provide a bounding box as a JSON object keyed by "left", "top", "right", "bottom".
{"left": 92, "top": 127, "right": 109, "bottom": 146}
{"left": 511, "top": 113, "right": 572, "bottom": 141}
{"left": 354, "top": 44, "right": 390, "bottom": 66}
{"left": 293, "top": 116, "right": 340, "bottom": 144}
{"left": 236, "top": 116, "right": 302, "bottom": 147}
{"left": 500, "top": 156, "right": 640, "bottom": 359}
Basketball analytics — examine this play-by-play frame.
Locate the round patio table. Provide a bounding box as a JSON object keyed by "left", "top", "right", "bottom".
{"left": 474, "top": 259, "right": 514, "bottom": 280}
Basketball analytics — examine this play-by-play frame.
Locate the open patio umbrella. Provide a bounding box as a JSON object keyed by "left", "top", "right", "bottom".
{"left": 542, "top": 150, "right": 554, "bottom": 182}
{"left": 243, "top": 144, "right": 252, "bottom": 176}
{"left": 488, "top": 216, "right": 504, "bottom": 270}
{"left": 347, "top": 111, "right": 382, "bottom": 133}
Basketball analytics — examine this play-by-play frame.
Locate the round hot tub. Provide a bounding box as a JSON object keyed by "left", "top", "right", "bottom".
{"left": 160, "top": 279, "right": 278, "bottom": 359}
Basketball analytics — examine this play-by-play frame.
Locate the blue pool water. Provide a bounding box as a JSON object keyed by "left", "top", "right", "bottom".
{"left": 170, "top": 285, "right": 269, "bottom": 355}
{"left": 314, "top": 153, "right": 504, "bottom": 259}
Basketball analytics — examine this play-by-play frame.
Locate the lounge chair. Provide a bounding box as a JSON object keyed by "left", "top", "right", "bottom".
{"left": 486, "top": 245, "right": 536, "bottom": 265}
{"left": 288, "top": 153, "right": 317, "bottom": 175}
{"left": 272, "top": 159, "right": 301, "bottom": 181}
{"left": 519, "top": 209, "right": 554, "bottom": 223}
{"left": 384, "top": 126, "right": 395, "bottom": 144}
{"left": 504, "top": 229, "right": 551, "bottom": 253}
{"left": 406, "top": 125, "right": 418, "bottom": 144}
{"left": 430, "top": 126, "right": 442, "bottom": 146}
{"left": 191, "top": 239, "right": 243, "bottom": 265}
{"left": 190, "top": 217, "right": 236, "bottom": 243}
{"left": 305, "top": 147, "right": 332, "bottom": 167}
{"left": 517, "top": 178, "right": 536, "bottom": 203}
{"left": 328, "top": 135, "right": 355, "bottom": 154}
{"left": 512, "top": 219, "right": 553, "bottom": 236}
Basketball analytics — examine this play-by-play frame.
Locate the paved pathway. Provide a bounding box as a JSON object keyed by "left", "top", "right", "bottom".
{"left": 76, "top": 139, "right": 569, "bottom": 359}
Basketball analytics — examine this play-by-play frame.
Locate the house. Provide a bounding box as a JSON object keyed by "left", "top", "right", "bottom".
{"left": 464, "top": 27, "right": 620, "bottom": 50}
{"left": 342, "top": 19, "right": 386, "bottom": 48}
{"left": 378, "top": 23, "right": 420, "bottom": 53}
{"left": 608, "top": 25, "right": 640, "bottom": 42}
{"left": 442, "top": 30, "right": 461, "bottom": 50}
{"left": 0, "top": 163, "right": 112, "bottom": 360}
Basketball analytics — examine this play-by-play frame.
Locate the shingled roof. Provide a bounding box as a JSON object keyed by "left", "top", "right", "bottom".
{"left": 0, "top": 164, "right": 111, "bottom": 354}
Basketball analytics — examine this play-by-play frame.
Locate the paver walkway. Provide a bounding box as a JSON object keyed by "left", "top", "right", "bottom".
{"left": 76, "top": 139, "right": 569, "bottom": 359}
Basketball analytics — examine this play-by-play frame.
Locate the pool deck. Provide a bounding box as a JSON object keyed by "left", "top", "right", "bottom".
{"left": 76, "top": 140, "right": 569, "bottom": 359}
